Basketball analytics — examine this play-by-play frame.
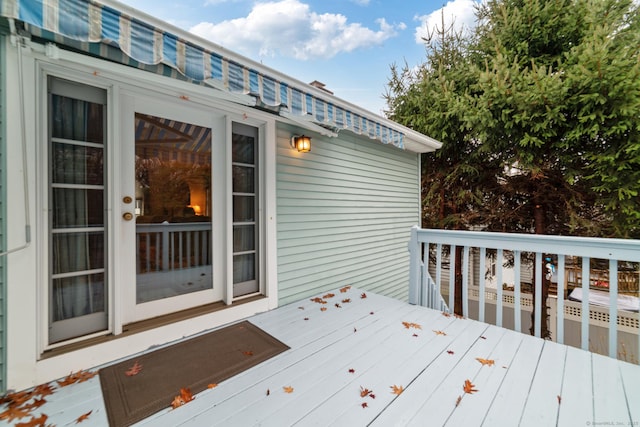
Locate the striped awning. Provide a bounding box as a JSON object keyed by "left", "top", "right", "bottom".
{"left": 0, "top": 0, "right": 407, "bottom": 149}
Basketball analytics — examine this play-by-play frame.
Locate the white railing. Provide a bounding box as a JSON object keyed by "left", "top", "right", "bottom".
{"left": 408, "top": 225, "right": 640, "bottom": 363}
{"left": 136, "top": 222, "right": 211, "bottom": 274}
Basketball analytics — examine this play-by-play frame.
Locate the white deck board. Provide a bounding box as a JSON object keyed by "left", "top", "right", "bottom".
{"left": 2, "top": 287, "right": 639, "bottom": 427}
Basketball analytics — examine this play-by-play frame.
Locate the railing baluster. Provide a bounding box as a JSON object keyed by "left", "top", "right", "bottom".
{"left": 479, "top": 247, "right": 486, "bottom": 323}
{"left": 581, "top": 256, "right": 590, "bottom": 351}
{"left": 534, "top": 252, "right": 543, "bottom": 338}
{"left": 496, "top": 248, "right": 503, "bottom": 327}
{"left": 556, "top": 254, "right": 565, "bottom": 344}
{"left": 609, "top": 259, "right": 618, "bottom": 359}
{"left": 422, "top": 243, "right": 429, "bottom": 307}
{"left": 514, "top": 250, "right": 522, "bottom": 333}
{"left": 436, "top": 243, "right": 442, "bottom": 307}
{"left": 449, "top": 245, "right": 456, "bottom": 314}
{"left": 462, "top": 246, "right": 469, "bottom": 318}
{"left": 408, "top": 225, "right": 419, "bottom": 305}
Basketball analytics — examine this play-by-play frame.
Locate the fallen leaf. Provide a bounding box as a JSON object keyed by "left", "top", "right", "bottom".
{"left": 353, "top": 327, "right": 357, "bottom": 333}
{"left": 412, "top": 333, "right": 419, "bottom": 337}
{"left": 207, "top": 384, "right": 218, "bottom": 389}
{"left": 402, "top": 322, "right": 422, "bottom": 330}
{"left": 320, "top": 307, "right": 327, "bottom": 312}
{"left": 15, "top": 414, "right": 48, "bottom": 427}
{"left": 22, "top": 398, "right": 46, "bottom": 412}
{"left": 557, "top": 395, "right": 561, "bottom": 404}
{"left": 369, "top": 393, "right": 376, "bottom": 399}
{"left": 171, "top": 395, "right": 185, "bottom": 409}
{"left": 476, "top": 358, "right": 495, "bottom": 366}
{"left": 323, "top": 293, "right": 335, "bottom": 299}
{"left": 455, "top": 395, "right": 462, "bottom": 407}
{"left": 57, "top": 370, "right": 98, "bottom": 387}
{"left": 304, "top": 317, "right": 309, "bottom": 321}
{"left": 480, "top": 336, "right": 487, "bottom": 340}
{"left": 335, "top": 303, "right": 342, "bottom": 308}
{"left": 125, "top": 361, "right": 143, "bottom": 376}
{"left": 348, "top": 368, "right": 355, "bottom": 374}
{"left": 463, "top": 379, "right": 478, "bottom": 394}
{"left": 0, "top": 406, "right": 31, "bottom": 422}
{"left": 447, "top": 350, "right": 455, "bottom": 355}
{"left": 242, "top": 351, "right": 254, "bottom": 357}
{"left": 360, "top": 386, "right": 372, "bottom": 398}
{"left": 361, "top": 402, "right": 368, "bottom": 408}
{"left": 171, "top": 388, "right": 195, "bottom": 409}
{"left": 266, "top": 389, "right": 270, "bottom": 396}
{"left": 442, "top": 312, "right": 451, "bottom": 317}
{"left": 370, "top": 311, "right": 375, "bottom": 315}
{"left": 360, "top": 293, "right": 367, "bottom": 299}
{"left": 0, "top": 390, "right": 31, "bottom": 407}
{"left": 390, "top": 385, "right": 404, "bottom": 395}
{"left": 75, "top": 410, "right": 92, "bottom": 424}
{"left": 310, "top": 297, "right": 327, "bottom": 304}
{"left": 339, "top": 286, "right": 351, "bottom": 293}
{"left": 342, "top": 299, "right": 351, "bottom": 303}
{"left": 433, "top": 330, "right": 447, "bottom": 336}
{"left": 283, "top": 386, "right": 294, "bottom": 394}
{"left": 32, "top": 384, "right": 56, "bottom": 398}
{"left": 298, "top": 306, "right": 304, "bottom": 310}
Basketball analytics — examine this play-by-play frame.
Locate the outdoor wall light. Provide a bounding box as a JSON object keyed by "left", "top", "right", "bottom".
{"left": 291, "top": 135, "right": 311, "bottom": 152}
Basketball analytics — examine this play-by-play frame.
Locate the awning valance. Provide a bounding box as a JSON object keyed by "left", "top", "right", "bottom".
{"left": 0, "top": 0, "right": 415, "bottom": 149}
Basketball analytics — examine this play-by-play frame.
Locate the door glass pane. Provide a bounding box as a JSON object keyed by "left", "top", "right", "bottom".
{"left": 134, "top": 113, "right": 213, "bottom": 304}
{"left": 233, "top": 196, "right": 255, "bottom": 222}
{"left": 233, "top": 254, "right": 255, "bottom": 283}
{"left": 232, "top": 165, "right": 254, "bottom": 193}
{"left": 49, "top": 78, "right": 107, "bottom": 344}
{"left": 233, "top": 225, "right": 255, "bottom": 252}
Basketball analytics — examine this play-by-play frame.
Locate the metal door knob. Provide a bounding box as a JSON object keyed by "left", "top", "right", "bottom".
{"left": 122, "top": 212, "right": 134, "bottom": 221}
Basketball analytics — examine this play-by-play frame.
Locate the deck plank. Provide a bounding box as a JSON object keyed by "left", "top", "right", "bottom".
{"left": 556, "top": 346, "right": 594, "bottom": 426}
{"left": 618, "top": 361, "right": 640, "bottom": 423}
{"left": 592, "top": 352, "right": 633, "bottom": 425}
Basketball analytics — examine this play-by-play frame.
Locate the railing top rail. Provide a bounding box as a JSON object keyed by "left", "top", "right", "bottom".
{"left": 412, "top": 226, "right": 640, "bottom": 261}
{"left": 136, "top": 222, "right": 212, "bottom": 232}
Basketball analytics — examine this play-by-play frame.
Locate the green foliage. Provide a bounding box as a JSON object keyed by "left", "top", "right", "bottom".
{"left": 386, "top": 0, "right": 640, "bottom": 238}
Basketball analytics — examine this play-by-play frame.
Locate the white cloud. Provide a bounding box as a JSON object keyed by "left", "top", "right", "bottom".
{"left": 414, "top": 0, "right": 479, "bottom": 43}
{"left": 351, "top": 0, "right": 371, "bottom": 5}
{"left": 190, "top": 0, "right": 403, "bottom": 60}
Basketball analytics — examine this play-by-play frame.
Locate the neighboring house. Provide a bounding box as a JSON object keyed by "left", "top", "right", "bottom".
{"left": 0, "top": 0, "right": 440, "bottom": 391}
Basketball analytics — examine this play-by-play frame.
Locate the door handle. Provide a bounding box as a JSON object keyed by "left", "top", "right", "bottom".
{"left": 122, "top": 212, "right": 134, "bottom": 221}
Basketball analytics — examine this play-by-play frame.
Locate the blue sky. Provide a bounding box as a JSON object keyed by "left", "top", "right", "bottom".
{"left": 116, "top": 0, "right": 479, "bottom": 115}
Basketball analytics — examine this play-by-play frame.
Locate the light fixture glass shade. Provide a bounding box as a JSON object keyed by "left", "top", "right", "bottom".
{"left": 292, "top": 135, "right": 311, "bottom": 152}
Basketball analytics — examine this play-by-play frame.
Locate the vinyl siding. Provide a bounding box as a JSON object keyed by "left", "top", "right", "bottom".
{"left": 276, "top": 124, "right": 420, "bottom": 305}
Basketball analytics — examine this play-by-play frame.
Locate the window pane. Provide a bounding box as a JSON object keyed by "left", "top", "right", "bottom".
{"left": 52, "top": 188, "right": 104, "bottom": 228}
{"left": 51, "top": 94, "right": 104, "bottom": 143}
{"left": 233, "top": 225, "right": 255, "bottom": 252}
{"left": 233, "top": 165, "right": 254, "bottom": 193}
{"left": 52, "top": 232, "right": 105, "bottom": 274}
{"left": 233, "top": 196, "right": 255, "bottom": 222}
{"left": 232, "top": 134, "right": 255, "bottom": 164}
{"left": 52, "top": 273, "right": 105, "bottom": 321}
{"left": 233, "top": 254, "right": 255, "bottom": 283}
{"left": 52, "top": 143, "right": 103, "bottom": 185}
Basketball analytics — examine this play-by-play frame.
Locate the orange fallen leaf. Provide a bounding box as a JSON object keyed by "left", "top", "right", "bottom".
{"left": 15, "top": 414, "right": 48, "bottom": 427}
{"left": 57, "top": 370, "right": 98, "bottom": 387}
{"left": 242, "top": 351, "right": 254, "bottom": 357}
{"left": 402, "top": 322, "right": 422, "bottom": 330}
{"left": 323, "top": 293, "right": 335, "bottom": 299}
{"left": 125, "top": 361, "right": 143, "bottom": 376}
{"left": 360, "top": 293, "right": 367, "bottom": 299}
{"left": 171, "top": 388, "right": 195, "bottom": 409}
{"left": 0, "top": 406, "right": 30, "bottom": 422}
{"left": 283, "top": 386, "right": 294, "bottom": 394}
{"left": 340, "top": 286, "right": 351, "bottom": 293}
{"left": 390, "top": 385, "right": 404, "bottom": 395}
{"left": 75, "top": 410, "right": 92, "bottom": 424}
{"left": 207, "top": 384, "right": 218, "bottom": 389}
{"left": 310, "top": 297, "right": 327, "bottom": 304}
{"left": 360, "top": 386, "right": 373, "bottom": 398}
{"left": 476, "top": 358, "right": 495, "bottom": 366}
{"left": 22, "top": 398, "right": 46, "bottom": 412}
{"left": 442, "top": 312, "right": 451, "bottom": 317}
{"left": 320, "top": 307, "right": 328, "bottom": 312}
{"left": 463, "top": 379, "right": 478, "bottom": 394}
{"left": 32, "top": 384, "right": 56, "bottom": 398}
{"left": 433, "top": 330, "right": 447, "bottom": 336}
{"left": 342, "top": 299, "right": 351, "bottom": 303}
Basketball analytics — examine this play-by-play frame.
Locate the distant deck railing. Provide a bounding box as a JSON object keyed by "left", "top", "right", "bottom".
{"left": 409, "top": 226, "right": 640, "bottom": 363}
{"left": 136, "top": 222, "right": 212, "bottom": 274}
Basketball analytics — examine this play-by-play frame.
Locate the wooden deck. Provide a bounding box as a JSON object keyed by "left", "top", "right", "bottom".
{"left": 3, "top": 287, "right": 640, "bottom": 426}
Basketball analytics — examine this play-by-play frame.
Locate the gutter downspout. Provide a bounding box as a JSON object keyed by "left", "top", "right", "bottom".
{"left": 0, "top": 19, "right": 31, "bottom": 257}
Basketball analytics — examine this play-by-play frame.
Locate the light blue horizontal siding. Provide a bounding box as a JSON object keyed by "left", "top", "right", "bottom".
{"left": 276, "top": 124, "right": 420, "bottom": 305}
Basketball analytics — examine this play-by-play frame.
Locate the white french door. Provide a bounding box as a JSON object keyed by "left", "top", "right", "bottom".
{"left": 120, "top": 94, "right": 224, "bottom": 323}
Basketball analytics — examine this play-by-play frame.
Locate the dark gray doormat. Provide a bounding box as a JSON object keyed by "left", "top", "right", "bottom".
{"left": 99, "top": 320, "right": 289, "bottom": 426}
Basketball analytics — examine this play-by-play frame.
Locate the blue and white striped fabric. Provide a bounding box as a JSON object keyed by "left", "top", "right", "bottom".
{"left": 0, "top": 0, "right": 406, "bottom": 149}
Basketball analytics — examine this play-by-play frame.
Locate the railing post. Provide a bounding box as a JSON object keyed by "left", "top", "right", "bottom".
{"left": 408, "top": 225, "right": 420, "bottom": 305}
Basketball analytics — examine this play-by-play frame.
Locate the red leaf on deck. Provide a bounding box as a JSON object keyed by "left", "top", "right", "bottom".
{"left": 342, "top": 298, "right": 351, "bottom": 303}
{"left": 304, "top": 317, "right": 309, "bottom": 321}
{"left": 360, "top": 293, "right": 367, "bottom": 299}
{"left": 412, "top": 333, "right": 419, "bottom": 337}
{"left": 361, "top": 402, "right": 368, "bottom": 408}
{"left": 339, "top": 286, "right": 351, "bottom": 293}
{"left": 335, "top": 303, "right": 342, "bottom": 308}
{"left": 463, "top": 379, "right": 478, "bottom": 394}
{"left": 15, "top": 414, "right": 48, "bottom": 427}
{"left": 124, "top": 361, "right": 143, "bottom": 376}
{"left": 348, "top": 368, "right": 355, "bottom": 374}
{"left": 369, "top": 393, "right": 376, "bottom": 399}
{"left": 480, "top": 336, "right": 487, "bottom": 340}
{"left": 266, "top": 389, "right": 270, "bottom": 396}
{"left": 75, "top": 410, "right": 92, "bottom": 424}
{"left": 353, "top": 327, "right": 357, "bottom": 333}
{"left": 402, "top": 321, "right": 422, "bottom": 330}
{"left": 370, "top": 311, "right": 375, "bottom": 315}
{"left": 447, "top": 350, "right": 455, "bottom": 355}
